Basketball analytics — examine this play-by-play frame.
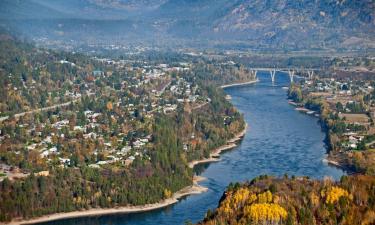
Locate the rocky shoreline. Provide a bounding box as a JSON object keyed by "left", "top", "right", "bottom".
{"left": 188, "top": 124, "right": 247, "bottom": 169}
{"left": 326, "top": 153, "right": 357, "bottom": 174}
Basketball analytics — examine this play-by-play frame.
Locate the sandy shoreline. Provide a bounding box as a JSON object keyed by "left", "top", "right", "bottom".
{"left": 188, "top": 124, "right": 248, "bottom": 169}
{"left": 4, "top": 176, "right": 208, "bottom": 225}
{"left": 220, "top": 79, "right": 259, "bottom": 89}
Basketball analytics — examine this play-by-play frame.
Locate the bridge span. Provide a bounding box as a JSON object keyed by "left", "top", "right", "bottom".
{"left": 248, "top": 67, "right": 320, "bottom": 83}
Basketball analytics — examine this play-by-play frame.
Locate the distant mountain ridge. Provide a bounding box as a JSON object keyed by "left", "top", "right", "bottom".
{"left": 0, "top": 0, "right": 374, "bottom": 50}
{"left": 210, "top": 0, "right": 375, "bottom": 49}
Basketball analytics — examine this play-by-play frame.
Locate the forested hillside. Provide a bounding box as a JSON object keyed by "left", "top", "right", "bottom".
{"left": 199, "top": 175, "right": 375, "bottom": 225}
{"left": 0, "top": 35, "right": 248, "bottom": 221}
{"left": 0, "top": 34, "right": 103, "bottom": 116}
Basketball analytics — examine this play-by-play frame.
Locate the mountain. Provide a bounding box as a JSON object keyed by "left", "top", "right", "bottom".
{"left": 0, "top": 0, "right": 374, "bottom": 51}
{"left": 211, "top": 0, "right": 375, "bottom": 49}
{"left": 0, "top": 0, "right": 146, "bottom": 20}
{"left": 87, "top": 0, "right": 168, "bottom": 10}
{"left": 0, "top": 0, "right": 68, "bottom": 19}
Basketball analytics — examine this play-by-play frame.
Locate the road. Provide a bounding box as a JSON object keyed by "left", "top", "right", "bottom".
{"left": 0, "top": 93, "right": 94, "bottom": 122}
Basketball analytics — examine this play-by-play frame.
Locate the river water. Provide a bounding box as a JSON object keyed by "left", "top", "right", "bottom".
{"left": 39, "top": 72, "right": 345, "bottom": 225}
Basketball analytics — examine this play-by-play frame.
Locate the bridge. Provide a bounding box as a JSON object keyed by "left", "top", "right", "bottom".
{"left": 248, "top": 67, "right": 321, "bottom": 83}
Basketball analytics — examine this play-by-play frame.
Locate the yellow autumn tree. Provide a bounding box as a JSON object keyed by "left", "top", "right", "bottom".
{"left": 325, "top": 186, "right": 351, "bottom": 204}
{"left": 258, "top": 190, "right": 273, "bottom": 203}
{"left": 218, "top": 195, "right": 233, "bottom": 215}
{"left": 163, "top": 189, "right": 172, "bottom": 199}
{"left": 218, "top": 188, "right": 256, "bottom": 215}
{"left": 244, "top": 203, "right": 287, "bottom": 223}
{"left": 233, "top": 188, "right": 251, "bottom": 206}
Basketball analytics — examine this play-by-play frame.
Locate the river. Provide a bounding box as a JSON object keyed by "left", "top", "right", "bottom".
{"left": 38, "top": 71, "right": 345, "bottom": 225}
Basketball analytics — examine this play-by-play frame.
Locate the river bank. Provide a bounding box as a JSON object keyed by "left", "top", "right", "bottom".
{"left": 4, "top": 126, "right": 247, "bottom": 225}
{"left": 16, "top": 71, "right": 346, "bottom": 225}
{"left": 2, "top": 81, "right": 250, "bottom": 225}
{"left": 188, "top": 124, "right": 247, "bottom": 169}
{"left": 3, "top": 176, "right": 208, "bottom": 225}
{"left": 325, "top": 153, "right": 357, "bottom": 174}
{"left": 286, "top": 94, "right": 355, "bottom": 174}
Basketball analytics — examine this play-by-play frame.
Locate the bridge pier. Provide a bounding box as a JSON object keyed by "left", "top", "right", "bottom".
{"left": 251, "top": 70, "right": 258, "bottom": 79}
{"left": 270, "top": 69, "right": 276, "bottom": 83}
{"left": 288, "top": 70, "right": 295, "bottom": 83}
{"left": 307, "top": 70, "right": 314, "bottom": 80}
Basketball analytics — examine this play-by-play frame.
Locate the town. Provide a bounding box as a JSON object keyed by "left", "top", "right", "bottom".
{"left": 288, "top": 70, "right": 375, "bottom": 173}
{"left": 0, "top": 56, "right": 218, "bottom": 181}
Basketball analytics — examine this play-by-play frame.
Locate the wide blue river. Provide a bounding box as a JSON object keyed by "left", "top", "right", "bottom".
{"left": 39, "top": 72, "right": 345, "bottom": 225}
